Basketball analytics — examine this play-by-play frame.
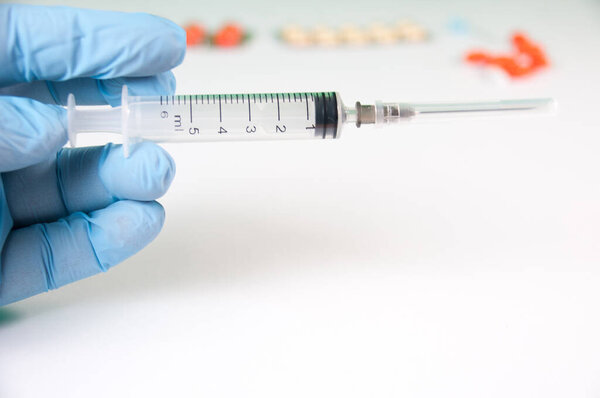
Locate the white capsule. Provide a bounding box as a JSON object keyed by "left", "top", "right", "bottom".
{"left": 368, "top": 23, "right": 397, "bottom": 44}
{"left": 338, "top": 24, "right": 370, "bottom": 45}
{"left": 394, "top": 21, "right": 428, "bottom": 41}
{"left": 312, "top": 25, "right": 340, "bottom": 46}
{"left": 281, "top": 25, "right": 312, "bottom": 46}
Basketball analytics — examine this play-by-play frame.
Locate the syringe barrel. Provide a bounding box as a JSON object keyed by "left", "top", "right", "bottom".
{"left": 128, "top": 92, "right": 340, "bottom": 141}
{"left": 67, "top": 87, "right": 342, "bottom": 155}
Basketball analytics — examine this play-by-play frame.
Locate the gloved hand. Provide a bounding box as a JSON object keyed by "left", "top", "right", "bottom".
{"left": 0, "top": 5, "right": 186, "bottom": 305}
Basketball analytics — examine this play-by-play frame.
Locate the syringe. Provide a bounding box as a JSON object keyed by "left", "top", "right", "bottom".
{"left": 67, "top": 86, "right": 555, "bottom": 156}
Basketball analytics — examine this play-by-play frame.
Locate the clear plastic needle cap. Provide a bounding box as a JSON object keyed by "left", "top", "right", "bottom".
{"left": 374, "top": 98, "right": 556, "bottom": 124}
{"left": 348, "top": 98, "right": 556, "bottom": 126}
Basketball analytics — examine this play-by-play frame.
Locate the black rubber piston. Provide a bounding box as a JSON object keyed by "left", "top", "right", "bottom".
{"left": 314, "top": 92, "right": 338, "bottom": 139}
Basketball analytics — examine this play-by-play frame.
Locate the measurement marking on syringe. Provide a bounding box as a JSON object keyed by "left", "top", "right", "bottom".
{"left": 276, "top": 94, "right": 281, "bottom": 121}
{"left": 305, "top": 93, "right": 309, "bottom": 119}
{"left": 219, "top": 95, "right": 222, "bottom": 122}
{"left": 190, "top": 99, "right": 193, "bottom": 123}
{"left": 248, "top": 97, "right": 252, "bottom": 121}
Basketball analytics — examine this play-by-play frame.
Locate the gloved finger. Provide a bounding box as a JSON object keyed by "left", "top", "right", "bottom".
{"left": 0, "top": 4, "right": 186, "bottom": 87}
{"left": 0, "top": 200, "right": 164, "bottom": 305}
{"left": 3, "top": 142, "right": 175, "bottom": 229}
{"left": 0, "top": 72, "right": 176, "bottom": 106}
{"left": 0, "top": 96, "right": 66, "bottom": 172}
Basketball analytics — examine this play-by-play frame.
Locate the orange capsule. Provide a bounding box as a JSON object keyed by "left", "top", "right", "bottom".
{"left": 490, "top": 56, "right": 530, "bottom": 77}
{"left": 213, "top": 23, "right": 244, "bottom": 47}
{"left": 489, "top": 56, "right": 513, "bottom": 66}
{"left": 184, "top": 23, "right": 206, "bottom": 46}
{"left": 512, "top": 32, "right": 548, "bottom": 68}
{"left": 465, "top": 51, "right": 491, "bottom": 63}
{"left": 512, "top": 32, "right": 533, "bottom": 52}
{"left": 528, "top": 47, "right": 548, "bottom": 67}
{"left": 509, "top": 65, "right": 532, "bottom": 77}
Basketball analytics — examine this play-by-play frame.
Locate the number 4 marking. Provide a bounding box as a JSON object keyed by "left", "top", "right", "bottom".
{"left": 219, "top": 127, "right": 228, "bottom": 134}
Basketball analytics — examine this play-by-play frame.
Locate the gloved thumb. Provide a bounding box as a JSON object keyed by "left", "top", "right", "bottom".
{"left": 0, "top": 96, "right": 67, "bottom": 172}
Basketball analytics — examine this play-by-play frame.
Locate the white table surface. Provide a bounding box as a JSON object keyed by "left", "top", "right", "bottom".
{"left": 2, "top": 0, "right": 600, "bottom": 397}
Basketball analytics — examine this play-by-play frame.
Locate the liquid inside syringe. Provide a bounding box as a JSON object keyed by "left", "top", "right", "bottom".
{"left": 67, "top": 86, "right": 555, "bottom": 156}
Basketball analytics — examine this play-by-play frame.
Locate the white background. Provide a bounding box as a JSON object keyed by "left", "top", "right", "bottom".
{"left": 2, "top": 0, "right": 600, "bottom": 396}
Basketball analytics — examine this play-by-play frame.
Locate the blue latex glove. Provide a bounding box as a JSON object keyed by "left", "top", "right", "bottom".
{"left": 0, "top": 5, "right": 186, "bottom": 305}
